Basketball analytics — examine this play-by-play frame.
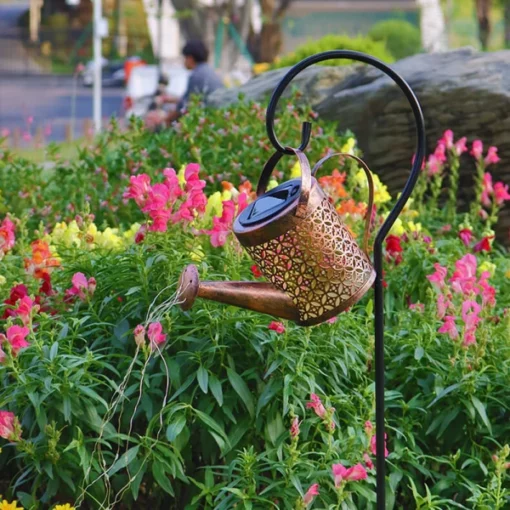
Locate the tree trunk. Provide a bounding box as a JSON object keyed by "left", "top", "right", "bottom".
{"left": 170, "top": 0, "right": 208, "bottom": 42}
{"left": 475, "top": 0, "right": 492, "bottom": 50}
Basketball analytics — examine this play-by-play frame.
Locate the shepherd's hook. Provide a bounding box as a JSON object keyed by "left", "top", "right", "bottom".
{"left": 265, "top": 50, "right": 426, "bottom": 509}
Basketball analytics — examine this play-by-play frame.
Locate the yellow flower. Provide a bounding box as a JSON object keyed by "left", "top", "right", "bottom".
{"left": 54, "top": 505, "right": 75, "bottom": 510}
{"left": 0, "top": 500, "right": 22, "bottom": 510}
{"left": 389, "top": 217, "right": 405, "bottom": 236}
{"left": 340, "top": 137, "right": 356, "bottom": 155}
{"left": 0, "top": 275, "right": 6, "bottom": 285}
{"left": 253, "top": 62, "right": 271, "bottom": 75}
{"left": 95, "top": 228, "right": 123, "bottom": 251}
{"left": 479, "top": 261, "right": 496, "bottom": 277}
{"left": 355, "top": 170, "right": 391, "bottom": 204}
{"left": 221, "top": 189, "right": 233, "bottom": 202}
{"left": 290, "top": 160, "right": 301, "bottom": 179}
{"left": 177, "top": 165, "right": 186, "bottom": 187}
{"left": 123, "top": 223, "right": 141, "bottom": 244}
{"left": 505, "top": 269, "right": 510, "bottom": 278}
{"left": 205, "top": 192, "right": 223, "bottom": 220}
{"left": 407, "top": 221, "right": 422, "bottom": 233}
{"left": 267, "top": 179, "right": 278, "bottom": 191}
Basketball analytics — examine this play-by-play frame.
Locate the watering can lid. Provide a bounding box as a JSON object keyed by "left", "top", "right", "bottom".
{"left": 237, "top": 178, "right": 301, "bottom": 227}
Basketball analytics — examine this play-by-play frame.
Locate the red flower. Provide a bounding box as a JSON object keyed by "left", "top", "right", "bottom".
{"left": 251, "top": 264, "right": 262, "bottom": 279}
{"left": 268, "top": 321, "right": 285, "bottom": 334}
{"left": 473, "top": 236, "right": 493, "bottom": 253}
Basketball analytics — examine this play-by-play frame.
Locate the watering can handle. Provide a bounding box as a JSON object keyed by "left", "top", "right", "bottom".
{"left": 311, "top": 152, "right": 374, "bottom": 256}
{"left": 256, "top": 147, "right": 313, "bottom": 219}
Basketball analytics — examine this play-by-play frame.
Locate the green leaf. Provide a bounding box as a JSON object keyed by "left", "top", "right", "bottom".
{"left": 62, "top": 396, "right": 72, "bottom": 423}
{"left": 414, "top": 346, "right": 424, "bottom": 361}
{"left": 428, "top": 383, "right": 460, "bottom": 408}
{"left": 58, "top": 323, "right": 69, "bottom": 340}
{"left": 197, "top": 366, "right": 209, "bottom": 394}
{"left": 266, "top": 411, "right": 284, "bottom": 446}
{"left": 166, "top": 415, "right": 187, "bottom": 442}
{"left": 78, "top": 385, "right": 108, "bottom": 410}
{"left": 471, "top": 396, "right": 492, "bottom": 433}
{"left": 16, "top": 492, "right": 34, "bottom": 509}
{"left": 130, "top": 461, "right": 147, "bottom": 500}
{"left": 49, "top": 341, "right": 59, "bottom": 361}
{"left": 209, "top": 374, "right": 223, "bottom": 407}
{"left": 226, "top": 368, "right": 254, "bottom": 417}
{"left": 194, "top": 409, "right": 230, "bottom": 446}
{"left": 108, "top": 446, "right": 140, "bottom": 476}
{"left": 256, "top": 380, "right": 281, "bottom": 417}
{"left": 152, "top": 460, "right": 175, "bottom": 495}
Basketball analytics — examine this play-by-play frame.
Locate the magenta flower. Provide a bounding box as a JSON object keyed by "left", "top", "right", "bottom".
{"left": 134, "top": 325, "right": 146, "bottom": 348}
{"left": 0, "top": 217, "right": 16, "bottom": 255}
{"left": 290, "top": 416, "right": 300, "bottom": 438}
{"left": 147, "top": 322, "right": 167, "bottom": 351}
{"left": 303, "top": 484, "right": 319, "bottom": 506}
{"left": 268, "top": 321, "right": 285, "bottom": 334}
{"left": 0, "top": 345, "right": 5, "bottom": 364}
{"left": 494, "top": 182, "right": 510, "bottom": 205}
{"left": 0, "top": 410, "right": 22, "bottom": 441}
{"left": 162, "top": 168, "right": 183, "bottom": 202}
{"left": 471, "top": 140, "right": 483, "bottom": 160}
{"left": 458, "top": 228, "right": 473, "bottom": 247}
{"left": 455, "top": 137, "right": 467, "bottom": 155}
{"left": 123, "top": 174, "right": 151, "bottom": 208}
{"left": 449, "top": 254, "right": 477, "bottom": 295}
{"left": 481, "top": 173, "right": 493, "bottom": 207}
{"left": 438, "top": 315, "right": 459, "bottom": 340}
{"left": 13, "top": 296, "right": 39, "bottom": 326}
{"left": 434, "top": 142, "right": 447, "bottom": 163}
{"left": 436, "top": 294, "right": 451, "bottom": 320}
{"left": 478, "top": 272, "right": 496, "bottom": 307}
{"left": 440, "top": 129, "right": 454, "bottom": 149}
{"left": 426, "top": 154, "right": 442, "bottom": 176}
{"left": 306, "top": 393, "right": 326, "bottom": 419}
{"left": 426, "top": 263, "right": 448, "bottom": 290}
{"left": 484, "top": 146, "right": 500, "bottom": 165}
{"left": 332, "top": 463, "right": 367, "bottom": 487}
{"left": 66, "top": 272, "right": 96, "bottom": 301}
{"left": 370, "top": 433, "right": 389, "bottom": 458}
{"left": 204, "top": 200, "right": 236, "bottom": 247}
{"left": 0, "top": 325, "right": 30, "bottom": 355}
{"left": 363, "top": 453, "right": 374, "bottom": 470}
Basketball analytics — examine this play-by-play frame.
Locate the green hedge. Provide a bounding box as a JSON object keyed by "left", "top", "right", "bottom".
{"left": 368, "top": 19, "right": 422, "bottom": 60}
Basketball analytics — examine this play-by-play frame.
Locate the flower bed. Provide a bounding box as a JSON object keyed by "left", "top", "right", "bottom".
{"left": 0, "top": 100, "right": 509, "bottom": 509}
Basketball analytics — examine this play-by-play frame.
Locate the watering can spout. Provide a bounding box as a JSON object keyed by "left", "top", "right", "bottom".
{"left": 178, "top": 264, "right": 301, "bottom": 322}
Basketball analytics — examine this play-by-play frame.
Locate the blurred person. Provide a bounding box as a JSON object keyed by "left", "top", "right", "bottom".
{"left": 145, "top": 40, "right": 224, "bottom": 129}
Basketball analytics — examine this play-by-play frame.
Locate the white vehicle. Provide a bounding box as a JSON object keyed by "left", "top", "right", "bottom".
{"left": 123, "top": 64, "right": 190, "bottom": 119}
{"left": 80, "top": 58, "right": 125, "bottom": 87}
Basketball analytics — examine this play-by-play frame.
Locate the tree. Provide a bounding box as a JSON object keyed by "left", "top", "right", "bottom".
{"left": 475, "top": 0, "right": 492, "bottom": 50}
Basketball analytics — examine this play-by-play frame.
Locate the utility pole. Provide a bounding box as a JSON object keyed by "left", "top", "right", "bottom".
{"left": 158, "top": 0, "right": 164, "bottom": 72}
{"left": 93, "top": 0, "right": 103, "bottom": 134}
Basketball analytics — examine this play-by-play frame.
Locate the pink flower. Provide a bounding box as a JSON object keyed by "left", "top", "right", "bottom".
{"left": 481, "top": 173, "right": 493, "bottom": 207}
{"left": 427, "top": 263, "right": 448, "bottom": 290}
{"left": 462, "top": 300, "right": 481, "bottom": 328}
{"left": 449, "top": 254, "right": 477, "bottom": 295}
{"left": 370, "top": 433, "right": 389, "bottom": 458}
{"left": 332, "top": 463, "right": 367, "bottom": 487}
{"left": 0, "top": 128, "right": 10, "bottom": 138}
{"left": 123, "top": 174, "right": 151, "bottom": 208}
{"left": 426, "top": 154, "right": 442, "bottom": 176}
{"left": 473, "top": 236, "right": 493, "bottom": 253}
{"left": 436, "top": 294, "right": 451, "bottom": 320}
{"left": 455, "top": 137, "right": 467, "bottom": 155}
{"left": 434, "top": 142, "right": 447, "bottom": 163}
{"left": 0, "top": 345, "right": 5, "bottom": 364}
{"left": 290, "top": 416, "right": 300, "bottom": 438}
{"left": 471, "top": 140, "right": 483, "bottom": 160}
{"left": 134, "top": 225, "right": 147, "bottom": 244}
{"left": 327, "top": 316, "right": 338, "bottom": 324}
{"left": 1, "top": 325, "right": 30, "bottom": 355}
{"left": 440, "top": 130, "right": 454, "bottom": 149}
{"left": 409, "top": 303, "right": 424, "bottom": 312}
{"left": 494, "top": 182, "right": 510, "bottom": 205}
{"left": 27, "top": 116, "right": 34, "bottom": 125}
{"left": 66, "top": 272, "right": 96, "bottom": 301}
{"left": 204, "top": 200, "right": 236, "bottom": 247}
{"left": 303, "top": 484, "right": 319, "bottom": 506}
{"left": 268, "top": 321, "right": 285, "bottom": 334}
{"left": 485, "top": 146, "right": 500, "bottom": 165}
{"left": 363, "top": 453, "right": 374, "bottom": 470}
{"left": 162, "top": 168, "right": 183, "bottom": 202}
{"left": 307, "top": 393, "right": 326, "bottom": 419}
{"left": 134, "top": 325, "right": 145, "bottom": 348}
{"left": 13, "top": 296, "right": 39, "bottom": 326}
{"left": 438, "top": 315, "right": 459, "bottom": 340}
{"left": 0, "top": 410, "right": 22, "bottom": 441}
{"left": 478, "top": 272, "right": 496, "bottom": 307}
{"left": 0, "top": 217, "right": 16, "bottom": 254}
{"left": 364, "top": 420, "right": 373, "bottom": 434}
{"left": 458, "top": 228, "right": 473, "bottom": 247}
{"left": 147, "top": 322, "right": 166, "bottom": 350}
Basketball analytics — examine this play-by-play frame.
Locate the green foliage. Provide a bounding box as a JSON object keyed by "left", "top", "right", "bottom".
{"left": 368, "top": 19, "right": 422, "bottom": 60}
{"left": 0, "top": 100, "right": 509, "bottom": 509}
{"left": 270, "top": 35, "right": 395, "bottom": 70}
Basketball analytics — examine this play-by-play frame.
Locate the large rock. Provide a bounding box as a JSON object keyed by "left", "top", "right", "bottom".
{"left": 209, "top": 48, "right": 510, "bottom": 243}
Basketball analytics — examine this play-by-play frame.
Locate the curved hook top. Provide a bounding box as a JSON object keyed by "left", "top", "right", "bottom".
{"left": 265, "top": 50, "right": 426, "bottom": 245}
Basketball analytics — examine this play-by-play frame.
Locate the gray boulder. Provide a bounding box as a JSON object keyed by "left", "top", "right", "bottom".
{"left": 209, "top": 48, "right": 510, "bottom": 243}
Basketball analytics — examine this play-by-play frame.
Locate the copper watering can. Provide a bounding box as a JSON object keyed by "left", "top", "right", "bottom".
{"left": 178, "top": 149, "right": 376, "bottom": 326}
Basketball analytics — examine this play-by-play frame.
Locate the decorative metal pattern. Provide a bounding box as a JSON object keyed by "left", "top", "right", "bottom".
{"left": 246, "top": 197, "right": 375, "bottom": 325}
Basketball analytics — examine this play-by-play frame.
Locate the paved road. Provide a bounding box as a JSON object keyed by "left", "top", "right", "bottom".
{"left": 0, "top": 76, "right": 125, "bottom": 142}
{"left": 0, "top": 1, "right": 124, "bottom": 143}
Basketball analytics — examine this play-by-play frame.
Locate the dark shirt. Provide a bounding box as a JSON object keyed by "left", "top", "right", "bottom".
{"left": 177, "top": 63, "right": 224, "bottom": 113}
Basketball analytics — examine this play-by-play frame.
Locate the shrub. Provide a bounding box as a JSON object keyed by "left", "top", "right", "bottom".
{"left": 0, "top": 103, "right": 509, "bottom": 509}
{"left": 368, "top": 19, "right": 422, "bottom": 60}
{"left": 270, "top": 34, "right": 394, "bottom": 70}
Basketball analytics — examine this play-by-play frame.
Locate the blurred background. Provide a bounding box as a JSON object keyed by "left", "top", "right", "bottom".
{"left": 0, "top": 0, "right": 508, "bottom": 154}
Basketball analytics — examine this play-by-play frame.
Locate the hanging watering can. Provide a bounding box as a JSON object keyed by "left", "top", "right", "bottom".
{"left": 178, "top": 149, "right": 376, "bottom": 326}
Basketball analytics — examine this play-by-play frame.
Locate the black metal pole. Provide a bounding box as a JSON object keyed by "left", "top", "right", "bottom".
{"left": 264, "top": 50, "right": 426, "bottom": 509}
